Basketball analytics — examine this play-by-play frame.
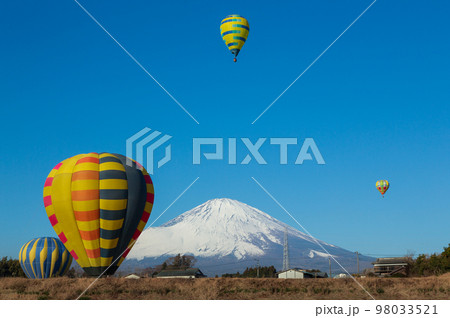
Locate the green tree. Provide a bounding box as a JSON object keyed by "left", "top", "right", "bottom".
{"left": 441, "top": 244, "right": 450, "bottom": 271}
{"left": 164, "top": 254, "right": 196, "bottom": 270}
{"left": 222, "top": 266, "right": 277, "bottom": 278}
{"left": 412, "top": 254, "right": 428, "bottom": 276}
{"left": 428, "top": 253, "right": 444, "bottom": 275}
{"left": 0, "top": 257, "right": 25, "bottom": 277}
{"left": 409, "top": 244, "right": 450, "bottom": 276}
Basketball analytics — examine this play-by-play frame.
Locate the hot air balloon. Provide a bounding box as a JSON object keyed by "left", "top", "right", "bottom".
{"left": 376, "top": 180, "right": 390, "bottom": 197}
{"left": 43, "top": 153, "right": 154, "bottom": 276}
{"left": 19, "top": 237, "right": 73, "bottom": 279}
{"left": 220, "top": 14, "right": 249, "bottom": 62}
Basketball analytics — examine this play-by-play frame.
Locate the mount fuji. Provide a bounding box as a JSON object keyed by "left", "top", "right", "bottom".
{"left": 123, "top": 198, "right": 374, "bottom": 276}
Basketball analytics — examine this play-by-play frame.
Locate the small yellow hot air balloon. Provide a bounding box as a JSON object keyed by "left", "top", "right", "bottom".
{"left": 376, "top": 180, "right": 389, "bottom": 197}
{"left": 220, "top": 14, "right": 249, "bottom": 62}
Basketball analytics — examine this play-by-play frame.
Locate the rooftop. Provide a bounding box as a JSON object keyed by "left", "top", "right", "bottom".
{"left": 156, "top": 268, "right": 205, "bottom": 277}
{"left": 373, "top": 257, "right": 410, "bottom": 265}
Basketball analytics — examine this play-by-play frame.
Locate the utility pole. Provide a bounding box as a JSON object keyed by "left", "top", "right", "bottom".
{"left": 255, "top": 259, "right": 260, "bottom": 278}
{"left": 256, "top": 260, "right": 259, "bottom": 278}
{"left": 329, "top": 257, "right": 331, "bottom": 278}
{"left": 356, "top": 251, "right": 360, "bottom": 275}
{"left": 283, "top": 227, "right": 290, "bottom": 271}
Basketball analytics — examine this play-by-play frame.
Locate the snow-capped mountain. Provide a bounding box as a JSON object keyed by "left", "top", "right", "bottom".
{"left": 124, "top": 198, "right": 374, "bottom": 276}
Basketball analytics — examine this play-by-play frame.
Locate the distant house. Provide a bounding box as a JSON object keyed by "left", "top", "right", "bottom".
{"left": 277, "top": 268, "right": 328, "bottom": 279}
{"left": 155, "top": 268, "right": 206, "bottom": 279}
{"left": 333, "top": 273, "right": 349, "bottom": 279}
{"left": 372, "top": 257, "right": 410, "bottom": 276}
{"left": 124, "top": 274, "right": 141, "bottom": 279}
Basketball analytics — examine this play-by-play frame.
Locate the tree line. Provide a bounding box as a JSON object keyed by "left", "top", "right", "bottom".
{"left": 137, "top": 253, "right": 197, "bottom": 277}
{"left": 408, "top": 244, "right": 450, "bottom": 276}
{"left": 0, "top": 257, "right": 25, "bottom": 277}
{"left": 2, "top": 244, "right": 448, "bottom": 278}
{"left": 222, "top": 266, "right": 277, "bottom": 278}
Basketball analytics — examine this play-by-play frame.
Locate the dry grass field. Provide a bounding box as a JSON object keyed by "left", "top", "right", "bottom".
{"left": 1, "top": 274, "right": 449, "bottom": 300}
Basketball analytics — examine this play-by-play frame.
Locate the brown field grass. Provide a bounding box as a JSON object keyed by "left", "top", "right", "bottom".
{"left": 1, "top": 274, "right": 449, "bottom": 300}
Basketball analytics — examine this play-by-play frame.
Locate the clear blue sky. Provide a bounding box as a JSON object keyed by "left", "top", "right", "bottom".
{"left": 1, "top": 0, "right": 449, "bottom": 259}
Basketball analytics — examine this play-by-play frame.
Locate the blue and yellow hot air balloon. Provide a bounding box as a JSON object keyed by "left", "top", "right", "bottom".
{"left": 43, "top": 153, "right": 154, "bottom": 277}
{"left": 220, "top": 14, "right": 249, "bottom": 62}
{"left": 376, "top": 180, "right": 390, "bottom": 197}
{"left": 19, "top": 237, "right": 73, "bottom": 279}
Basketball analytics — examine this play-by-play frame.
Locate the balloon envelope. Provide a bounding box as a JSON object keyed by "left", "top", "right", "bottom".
{"left": 376, "top": 180, "right": 390, "bottom": 196}
{"left": 220, "top": 14, "right": 249, "bottom": 60}
{"left": 19, "top": 237, "right": 73, "bottom": 279}
{"left": 43, "top": 153, "right": 154, "bottom": 276}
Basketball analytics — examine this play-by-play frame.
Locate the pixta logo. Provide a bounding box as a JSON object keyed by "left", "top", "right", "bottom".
{"left": 192, "top": 138, "right": 325, "bottom": 165}
{"left": 126, "top": 127, "right": 172, "bottom": 174}
{"left": 127, "top": 129, "right": 325, "bottom": 174}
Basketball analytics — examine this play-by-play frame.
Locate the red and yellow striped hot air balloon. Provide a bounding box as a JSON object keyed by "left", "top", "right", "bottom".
{"left": 43, "top": 153, "right": 154, "bottom": 276}
{"left": 376, "top": 180, "right": 389, "bottom": 197}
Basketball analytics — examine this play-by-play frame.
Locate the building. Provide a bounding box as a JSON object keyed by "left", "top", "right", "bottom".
{"left": 277, "top": 268, "right": 328, "bottom": 279}
{"left": 333, "top": 273, "right": 349, "bottom": 279}
{"left": 372, "top": 257, "right": 410, "bottom": 276}
{"left": 155, "top": 268, "right": 206, "bottom": 279}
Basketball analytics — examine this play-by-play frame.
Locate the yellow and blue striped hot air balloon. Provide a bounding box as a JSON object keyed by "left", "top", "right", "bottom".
{"left": 220, "top": 14, "right": 249, "bottom": 62}
{"left": 43, "top": 153, "right": 154, "bottom": 277}
{"left": 19, "top": 237, "right": 73, "bottom": 279}
{"left": 376, "top": 180, "right": 390, "bottom": 197}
